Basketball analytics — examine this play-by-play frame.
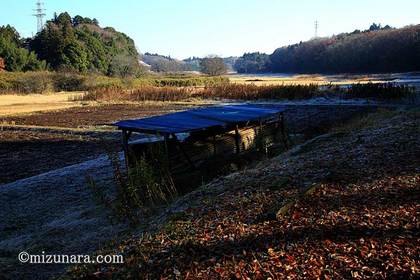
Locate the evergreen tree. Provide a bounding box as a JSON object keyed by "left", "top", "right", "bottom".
{"left": 0, "top": 25, "right": 45, "bottom": 71}
{"left": 29, "top": 12, "right": 141, "bottom": 75}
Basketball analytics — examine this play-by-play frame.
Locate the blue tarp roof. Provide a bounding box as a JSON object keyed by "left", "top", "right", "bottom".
{"left": 114, "top": 104, "right": 285, "bottom": 134}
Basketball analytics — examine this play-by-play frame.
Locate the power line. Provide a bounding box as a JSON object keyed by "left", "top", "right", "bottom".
{"left": 314, "top": 20, "right": 319, "bottom": 38}
{"left": 33, "top": 0, "right": 46, "bottom": 33}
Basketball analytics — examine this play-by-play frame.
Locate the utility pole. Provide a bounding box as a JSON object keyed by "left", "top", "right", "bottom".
{"left": 314, "top": 20, "right": 319, "bottom": 38}
{"left": 33, "top": 0, "right": 46, "bottom": 33}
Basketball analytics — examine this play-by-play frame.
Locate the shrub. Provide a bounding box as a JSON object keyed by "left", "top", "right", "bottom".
{"left": 10, "top": 71, "right": 54, "bottom": 94}
{"left": 53, "top": 72, "right": 87, "bottom": 91}
{"left": 87, "top": 147, "right": 176, "bottom": 225}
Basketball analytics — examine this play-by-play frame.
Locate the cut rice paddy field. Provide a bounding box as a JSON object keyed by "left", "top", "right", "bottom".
{"left": 0, "top": 101, "right": 210, "bottom": 184}
{"left": 1, "top": 72, "right": 419, "bottom": 185}
{"left": 229, "top": 72, "right": 420, "bottom": 87}
{"left": 0, "top": 102, "right": 378, "bottom": 185}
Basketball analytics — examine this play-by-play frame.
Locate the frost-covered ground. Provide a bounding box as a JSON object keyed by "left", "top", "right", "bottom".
{"left": 229, "top": 71, "right": 420, "bottom": 87}
{"left": 0, "top": 154, "right": 127, "bottom": 278}
{"left": 0, "top": 103, "right": 405, "bottom": 279}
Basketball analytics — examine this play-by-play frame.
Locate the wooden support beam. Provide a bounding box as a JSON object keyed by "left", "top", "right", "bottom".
{"left": 172, "top": 134, "right": 196, "bottom": 169}
{"left": 121, "top": 129, "right": 130, "bottom": 168}
{"left": 164, "top": 133, "right": 171, "bottom": 170}
{"left": 279, "top": 112, "right": 288, "bottom": 149}
{"left": 258, "top": 118, "right": 268, "bottom": 155}
{"left": 234, "top": 125, "right": 240, "bottom": 154}
{"left": 212, "top": 135, "right": 217, "bottom": 156}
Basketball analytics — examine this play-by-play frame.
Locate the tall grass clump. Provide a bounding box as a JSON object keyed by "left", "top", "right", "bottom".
{"left": 78, "top": 86, "right": 197, "bottom": 102}
{"left": 345, "top": 82, "right": 416, "bottom": 100}
{"left": 201, "top": 83, "right": 320, "bottom": 100}
{"left": 87, "top": 145, "right": 176, "bottom": 225}
{"left": 78, "top": 83, "right": 321, "bottom": 102}
{"left": 151, "top": 76, "right": 229, "bottom": 87}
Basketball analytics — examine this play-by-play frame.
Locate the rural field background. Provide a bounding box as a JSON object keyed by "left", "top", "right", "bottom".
{"left": 1, "top": 1, "right": 420, "bottom": 278}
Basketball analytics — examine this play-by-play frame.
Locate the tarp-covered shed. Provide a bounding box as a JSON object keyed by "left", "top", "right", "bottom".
{"left": 114, "top": 103, "right": 288, "bottom": 189}
{"left": 114, "top": 104, "right": 286, "bottom": 135}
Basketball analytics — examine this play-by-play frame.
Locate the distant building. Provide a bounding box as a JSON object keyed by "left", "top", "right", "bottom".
{"left": 139, "top": 59, "right": 152, "bottom": 69}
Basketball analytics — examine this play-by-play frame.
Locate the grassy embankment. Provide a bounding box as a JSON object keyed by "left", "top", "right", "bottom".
{"left": 66, "top": 109, "right": 420, "bottom": 279}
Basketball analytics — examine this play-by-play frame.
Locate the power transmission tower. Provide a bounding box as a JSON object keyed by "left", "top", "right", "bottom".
{"left": 314, "top": 20, "right": 319, "bottom": 38}
{"left": 33, "top": 0, "right": 46, "bottom": 33}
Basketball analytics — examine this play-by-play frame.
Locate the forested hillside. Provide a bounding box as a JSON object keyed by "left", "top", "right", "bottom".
{"left": 234, "top": 52, "right": 270, "bottom": 73}
{"left": 235, "top": 24, "right": 420, "bottom": 74}
{"left": 30, "top": 13, "right": 143, "bottom": 76}
{"left": 0, "top": 13, "right": 143, "bottom": 77}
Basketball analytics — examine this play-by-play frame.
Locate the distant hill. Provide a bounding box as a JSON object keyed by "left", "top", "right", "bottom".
{"left": 234, "top": 52, "right": 269, "bottom": 73}
{"left": 141, "top": 54, "right": 237, "bottom": 73}
{"left": 141, "top": 53, "right": 190, "bottom": 72}
{"left": 183, "top": 56, "right": 238, "bottom": 72}
{"left": 235, "top": 24, "right": 420, "bottom": 74}
{"left": 29, "top": 13, "right": 143, "bottom": 76}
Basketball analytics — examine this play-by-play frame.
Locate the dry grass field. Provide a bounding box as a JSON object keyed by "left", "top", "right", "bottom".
{"left": 0, "top": 92, "right": 85, "bottom": 116}
{"left": 228, "top": 72, "right": 420, "bottom": 86}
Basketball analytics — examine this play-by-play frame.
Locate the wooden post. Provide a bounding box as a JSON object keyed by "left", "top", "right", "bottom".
{"left": 279, "top": 112, "right": 288, "bottom": 149}
{"left": 172, "top": 133, "right": 196, "bottom": 169}
{"left": 121, "top": 129, "right": 130, "bottom": 168}
{"left": 164, "top": 133, "right": 169, "bottom": 155}
{"left": 234, "top": 125, "right": 240, "bottom": 154}
{"left": 259, "top": 118, "right": 268, "bottom": 155}
{"left": 212, "top": 135, "right": 217, "bottom": 156}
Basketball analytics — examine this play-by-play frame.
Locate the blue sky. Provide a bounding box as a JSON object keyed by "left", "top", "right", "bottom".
{"left": 1, "top": 0, "right": 419, "bottom": 59}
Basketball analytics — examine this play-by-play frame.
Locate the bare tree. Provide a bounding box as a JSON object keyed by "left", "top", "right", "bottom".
{"left": 200, "top": 56, "right": 227, "bottom": 76}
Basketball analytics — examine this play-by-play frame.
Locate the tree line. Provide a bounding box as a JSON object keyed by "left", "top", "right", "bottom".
{"left": 142, "top": 53, "right": 229, "bottom": 76}
{"left": 234, "top": 24, "right": 420, "bottom": 74}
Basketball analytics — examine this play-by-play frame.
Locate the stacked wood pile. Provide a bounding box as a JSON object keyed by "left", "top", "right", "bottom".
{"left": 128, "top": 120, "right": 286, "bottom": 191}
